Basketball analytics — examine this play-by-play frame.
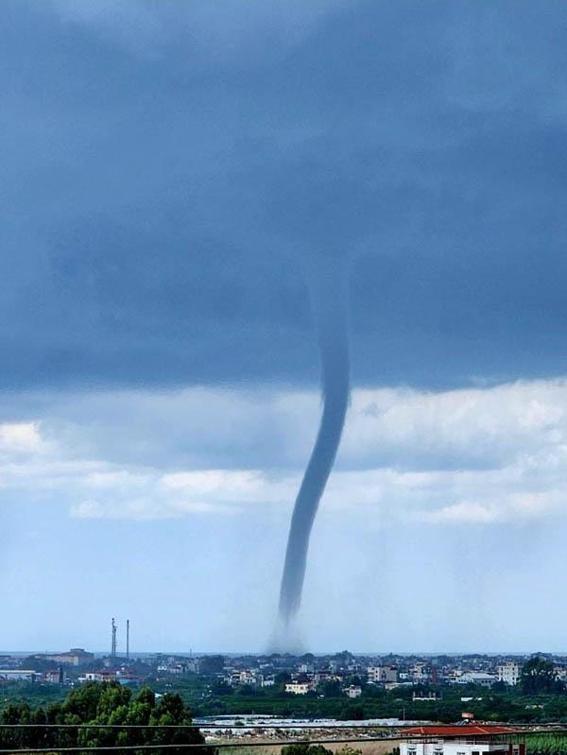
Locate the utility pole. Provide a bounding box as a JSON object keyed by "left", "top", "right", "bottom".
{"left": 126, "top": 619, "right": 130, "bottom": 661}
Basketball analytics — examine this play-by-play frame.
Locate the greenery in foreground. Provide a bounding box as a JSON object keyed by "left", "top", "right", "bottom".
{"left": 2, "top": 683, "right": 567, "bottom": 755}
{"left": 524, "top": 734, "right": 567, "bottom": 755}
{"left": 282, "top": 747, "right": 363, "bottom": 755}
{"left": 0, "top": 681, "right": 212, "bottom": 754}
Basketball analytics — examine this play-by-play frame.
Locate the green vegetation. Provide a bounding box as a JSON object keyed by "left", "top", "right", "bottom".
{"left": 153, "top": 676, "right": 567, "bottom": 724}
{"left": 282, "top": 746, "right": 334, "bottom": 755}
{"left": 6, "top": 676, "right": 567, "bottom": 725}
{"left": 0, "top": 681, "right": 68, "bottom": 708}
{"left": 282, "top": 747, "right": 363, "bottom": 755}
{"left": 0, "top": 681, "right": 212, "bottom": 754}
{"left": 5, "top": 657, "right": 567, "bottom": 732}
{"left": 521, "top": 658, "right": 564, "bottom": 695}
{"left": 524, "top": 734, "right": 567, "bottom": 754}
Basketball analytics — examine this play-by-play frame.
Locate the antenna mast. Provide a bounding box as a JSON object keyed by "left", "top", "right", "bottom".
{"left": 111, "top": 618, "right": 117, "bottom": 659}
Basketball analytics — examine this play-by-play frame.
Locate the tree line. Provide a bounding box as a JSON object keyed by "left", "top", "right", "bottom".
{"left": 0, "top": 681, "right": 213, "bottom": 755}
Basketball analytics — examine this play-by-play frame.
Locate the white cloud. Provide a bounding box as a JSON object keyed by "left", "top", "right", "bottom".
{"left": 420, "top": 492, "right": 560, "bottom": 525}
{"left": 343, "top": 380, "right": 567, "bottom": 470}
{"left": 0, "top": 422, "right": 44, "bottom": 454}
{"left": 3, "top": 379, "right": 567, "bottom": 525}
{"left": 162, "top": 469, "right": 293, "bottom": 505}
{"left": 70, "top": 496, "right": 235, "bottom": 521}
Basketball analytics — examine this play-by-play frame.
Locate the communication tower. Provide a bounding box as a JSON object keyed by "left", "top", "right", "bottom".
{"left": 111, "top": 617, "right": 117, "bottom": 659}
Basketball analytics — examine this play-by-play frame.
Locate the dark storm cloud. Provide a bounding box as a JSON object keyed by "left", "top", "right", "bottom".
{"left": 3, "top": 0, "right": 567, "bottom": 389}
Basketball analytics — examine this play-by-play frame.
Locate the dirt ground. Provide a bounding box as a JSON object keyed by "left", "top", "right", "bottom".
{"left": 209, "top": 737, "right": 401, "bottom": 755}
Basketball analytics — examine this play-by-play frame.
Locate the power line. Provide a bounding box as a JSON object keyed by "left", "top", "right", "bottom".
{"left": 0, "top": 722, "right": 563, "bottom": 754}
{"left": 0, "top": 733, "right": 523, "bottom": 755}
{"left": 0, "top": 724, "right": 390, "bottom": 730}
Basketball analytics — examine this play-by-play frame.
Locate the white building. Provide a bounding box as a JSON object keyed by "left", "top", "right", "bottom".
{"left": 455, "top": 672, "right": 497, "bottom": 687}
{"left": 344, "top": 685, "right": 362, "bottom": 699}
{"left": 78, "top": 671, "right": 116, "bottom": 683}
{"left": 400, "top": 725, "right": 523, "bottom": 755}
{"left": 227, "top": 669, "right": 258, "bottom": 686}
{"left": 412, "top": 691, "right": 440, "bottom": 702}
{"left": 157, "top": 663, "right": 184, "bottom": 675}
{"left": 497, "top": 662, "right": 520, "bottom": 686}
{"left": 285, "top": 681, "right": 312, "bottom": 695}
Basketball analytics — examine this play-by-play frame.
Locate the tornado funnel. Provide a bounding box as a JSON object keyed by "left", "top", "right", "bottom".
{"left": 277, "top": 264, "right": 350, "bottom": 631}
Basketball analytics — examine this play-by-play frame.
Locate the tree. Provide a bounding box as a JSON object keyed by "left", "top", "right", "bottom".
{"left": 335, "top": 747, "right": 363, "bottom": 755}
{"left": 0, "top": 682, "right": 213, "bottom": 755}
{"left": 282, "top": 745, "right": 333, "bottom": 755}
{"left": 198, "top": 656, "right": 225, "bottom": 675}
{"left": 521, "top": 656, "right": 561, "bottom": 695}
{"left": 320, "top": 680, "right": 342, "bottom": 697}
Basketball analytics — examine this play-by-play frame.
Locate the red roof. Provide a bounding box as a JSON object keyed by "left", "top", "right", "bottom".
{"left": 404, "top": 725, "right": 516, "bottom": 738}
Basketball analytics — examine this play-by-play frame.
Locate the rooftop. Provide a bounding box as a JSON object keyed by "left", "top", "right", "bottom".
{"left": 404, "top": 725, "right": 517, "bottom": 738}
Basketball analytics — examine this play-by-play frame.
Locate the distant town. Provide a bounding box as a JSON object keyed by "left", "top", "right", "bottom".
{"left": 4, "top": 627, "right": 567, "bottom": 754}
{"left": 3, "top": 621, "right": 567, "bottom": 726}
{"left": 0, "top": 642, "right": 552, "bottom": 690}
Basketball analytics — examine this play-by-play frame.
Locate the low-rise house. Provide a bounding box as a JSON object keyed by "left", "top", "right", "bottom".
{"left": 455, "top": 673, "right": 498, "bottom": 688}
{"left": 157, "top": 663, "right": 185, "bottom": 675}
{"left": 285, "top": 681, "right": 313, "bottom": 695}
{"left": 79, "top": 671, "right": 116, "bottom": 683}
{"left": 344, "top": 685, "right": 362, "bottom": 699}
{"left": 0, "top": 669, "right": 40, "bottom": 682}
{"left": 413, "top": 691, "right": 441, "bottom": 702}
{"left": 227, "top": 669, "right": 258, "bottom": 686}
{"left": 400, "top": 724, "right": 522, "bottom": 755}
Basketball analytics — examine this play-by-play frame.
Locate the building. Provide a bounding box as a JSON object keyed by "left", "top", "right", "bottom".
{"left": 157, "top": 662, "right": 185, "bottom": 675}
{"left": 344, "top": 685, "right": 362, "bottom": 699}
{"left": 0, "top": 669, "right": 40, "bottom": 682}
{"left": 299, "top": 663, "right": 314, "bottom": 674}
{"left": 45, "top": 669, "right": 65, "bottom": 684}
{"left": 413, "top": 691, "right": 441, "bottom": 702}
{"left": 410, "top": 663, "right": 431, "bottom": 683}
{"left": 285, "top": 681, "right": 312, "bottom": 695}
{"left": 227, "top": 669, "right": 258, "bottom": 687}
{"left": 367, "top": 665, "right": 398, "bottom": 684}
{"left": 497, "top": 662, "right": 520, "bottom": 686}
{"left": 400, "top": 725, "right": 523, "bottom": 755}
{"left": 78, "top": 671, "right": 116, "bottom": 683}
{"left": 456, "top": 672, "right": 497, "bottom": 688}
{"left": 554, "top": 665, "right": 567, "bottom": 682}
{"left": 41, "top": 649, "right": 94, "bottom": 667}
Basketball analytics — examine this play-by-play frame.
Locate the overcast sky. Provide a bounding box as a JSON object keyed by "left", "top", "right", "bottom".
{"left": 2, "top": 0, "right": 567, "bottom": 654}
